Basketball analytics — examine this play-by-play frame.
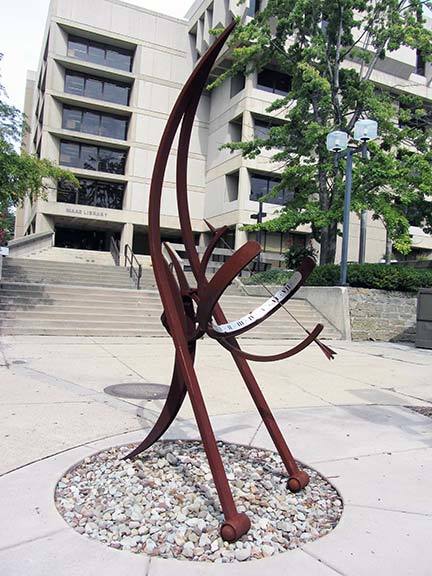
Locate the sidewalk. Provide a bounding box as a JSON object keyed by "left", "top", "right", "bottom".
{"left": 1, "top": 336, "right": 431, "bottom": 574}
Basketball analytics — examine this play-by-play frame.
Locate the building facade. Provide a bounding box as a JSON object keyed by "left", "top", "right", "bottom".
{"left": 14, "top": 0, "right": 432, "bottom": 265}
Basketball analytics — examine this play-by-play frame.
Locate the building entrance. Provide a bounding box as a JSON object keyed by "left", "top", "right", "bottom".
{"left": 55, "top": 226, "right": 119, "bottom": 252}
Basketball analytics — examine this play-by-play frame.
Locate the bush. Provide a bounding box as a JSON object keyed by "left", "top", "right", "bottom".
{"left": 284, "top": 244, "right": 317, "bottom": 269}
{"left": 243, "top": 263, "right": 432, "bottom": 292}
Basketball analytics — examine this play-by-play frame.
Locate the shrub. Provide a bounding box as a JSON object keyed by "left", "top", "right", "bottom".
{"left": 284, "top": 244, "right": 317, "bottom": 269}
{"left": 243, "top": 262, "right": 432, "bottom": 292}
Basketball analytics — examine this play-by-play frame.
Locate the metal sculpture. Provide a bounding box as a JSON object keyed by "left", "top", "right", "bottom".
{"left": 125, "top": 21, "right": 335, "bottom": 543}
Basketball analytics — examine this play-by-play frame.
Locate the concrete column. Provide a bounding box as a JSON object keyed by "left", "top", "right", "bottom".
{"left": 242, "top": 110, "right": 254, "bottom": 142}
{"left": 35, "top": 213, "right": 54, "bottom": 234}
{"left": 235, "top": 225, "right": 248, "bottom": 250}
{"left": 120, "top": 222, "right": 134, "bottom": 265}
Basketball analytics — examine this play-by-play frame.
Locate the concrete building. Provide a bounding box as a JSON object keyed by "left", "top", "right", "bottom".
{"left": 13, "top": 0, "right": 432, "bottom": 266}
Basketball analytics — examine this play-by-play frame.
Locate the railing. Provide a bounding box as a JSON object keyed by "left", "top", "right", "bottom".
{"left": 110, "top": 236, "right": 120, "bottom": 266}
{"left": 125, "top": 244, "right": 142, "bottom": 290}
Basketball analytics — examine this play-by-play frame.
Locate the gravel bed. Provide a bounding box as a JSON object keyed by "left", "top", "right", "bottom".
{"left": 55, "top": 440, "right": 342, "bottom": 563}
{"left": 407, "top": 406, "right": 432, "bottom": 419}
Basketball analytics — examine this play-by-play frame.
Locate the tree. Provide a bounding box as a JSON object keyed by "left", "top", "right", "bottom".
{"left": 212, "top": 0, "right": 432, "bottom": 264}
{"left": 0, "top": 54, "right": 77, "bottom": 243}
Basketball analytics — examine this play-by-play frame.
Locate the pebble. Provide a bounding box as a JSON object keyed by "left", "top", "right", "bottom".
{"left": 55, "top": 440, "right": 342, "bottom": 564}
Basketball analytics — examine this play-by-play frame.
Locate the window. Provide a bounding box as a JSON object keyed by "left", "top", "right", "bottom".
{"left": 250, "top": 172, "right": 294, "bottom": 205}
{"left": 226, "top": 172, "right": 239, "bottom": 202}
{"left": 58, "top": 178, "right": 125, "bottom": 210}
{"left": 64, "top": 71, "right": 131, "bottom": 105}
{"left": 230, "top": 73, "right": 245, "bottom": 98}
{"left": 416, "top": 49, "right": 426, "bottom": 76}
{"left": 67, "top": 35, "right": 134, "bottom": 72}
{"left": 62, "top": 106, "right": 128, "bottom": 140}
{"left": 60, "top": 141, "right": 127, "bottom": 174}
{"left": 249, "top": 0, "right": 262, "bottom": 15}
{"left": 257, "top": 69, "right": 292, "bottom": 96}
{"left": 254, "top": 118, "right": 272, "bottom": 138}
{"left": 228, "top": 119, "right": 242, "bottom": 142}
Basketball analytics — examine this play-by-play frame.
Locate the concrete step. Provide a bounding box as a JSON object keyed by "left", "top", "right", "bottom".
{"left": 4, "top": 258, "right": 123, "bottom": 273}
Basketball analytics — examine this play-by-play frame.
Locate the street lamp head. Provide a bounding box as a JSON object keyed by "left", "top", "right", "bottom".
{"left": 354, "top": 119, "right": 378, "bottom": 142}
{"left": 326, "top": 130, "right": 348, "bottom": 153}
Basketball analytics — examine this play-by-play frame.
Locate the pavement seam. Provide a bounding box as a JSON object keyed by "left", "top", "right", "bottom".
{"left": 248, "top": 419, "right": 264, "bottom": 447}
{"left": 309, "top": 445, "right": 432, "bottom": 465}
{"left": 0, "top": 427, "right": 145, "bottom": 479}
{"left": 346, "top": 503, "right": 432, "bottom": 517}
{"left": 301, "top": 548, "right": 348, "bottom": 575}
{"left": 0, "top": 528, "right": 68, "bottom": 553}
{"left": 89, "top": 336, "right": 153, "bottom": 383}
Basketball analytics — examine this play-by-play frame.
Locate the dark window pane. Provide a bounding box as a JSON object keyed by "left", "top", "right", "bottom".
{"left": 88, "top": 43, "right": 106, "bottom": 66}
{"left": 106, "top": 48, "right": 132, "bottom": 71}
{"left": 68, "top": 37, "right": 88, "bottom": 60}
{"left": 85, "top": 77, "right": 103, "bottom": 100}
{"left": 100, "top": 115, "right": 127, "bottom": 140}
{"left": 231, "top": 73, "right": 245, "bottom": 98}
{"left": 98, "top": 148, "right": 126, "bottom": 174}
{"left": 257, "top": 69, "right": 292, "bottom": 96}
{"left": 250, "top": 172, "right": 293, "bottom": 205}
{"left": 57, "top": 179, "right": 78, "bottom": 203}
{"left": 254, "top": 119, "right": 271, "bottom": 139}
{"left": 103, "top": 81, "right": 130, "bottom": 105}
{"left": 250, "top": 174, "right": 269, "bottom": 201}
{"left": 60, "top": 142, "right": 80, "bottom": 167}
{"left": 65, "top": 72, "right": 84, "bottom": 96}
{"left": 81, "top": 145, "right": 98, "bottom": 171}
{"left": 62, "top": 107, "right": 82, "bottom": 131}
{"left": 81, "top": 110, "right": 101, "bottom": 135}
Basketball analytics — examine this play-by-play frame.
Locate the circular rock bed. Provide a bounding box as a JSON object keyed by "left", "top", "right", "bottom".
{"left": 55, "top": 441, "right": 342, "bottom": 562}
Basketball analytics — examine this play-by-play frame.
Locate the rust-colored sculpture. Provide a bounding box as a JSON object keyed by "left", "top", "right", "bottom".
{"left": 125, "top": 21, "right": 335, "bottom": 543}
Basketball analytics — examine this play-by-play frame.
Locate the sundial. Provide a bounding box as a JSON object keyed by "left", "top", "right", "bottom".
{"left": 124, "top": 21, "right": 335, "bottom": 543}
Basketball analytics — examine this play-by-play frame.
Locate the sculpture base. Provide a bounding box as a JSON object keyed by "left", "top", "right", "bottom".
{"left": 55, "top": 440, "right": 343, "bottom": 562}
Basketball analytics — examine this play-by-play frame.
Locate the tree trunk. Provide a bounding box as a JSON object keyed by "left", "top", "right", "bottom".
{"left": 385, "top": 229, "right": 392, "bottom": 265}
{"left": 319, "top": 222, "right": 338, "bottom": 265}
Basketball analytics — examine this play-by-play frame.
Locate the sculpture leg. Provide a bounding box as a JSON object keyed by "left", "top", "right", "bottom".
{"left": 172, "top": 337, "right": 250, "bottom": 542}
{"left": 233, "top": 351, "right": 308, "bottom": 491}
{"left": 211, "top": 301, "right": 309, "bottom": 492}
{"left": 123, "top": 350, "right": 190, "bottom": 460}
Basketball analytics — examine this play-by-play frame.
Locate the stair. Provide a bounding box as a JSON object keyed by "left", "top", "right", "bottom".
{"left": 1, "top": 257, "right": 136, "bottom": 289}
{"left": 0, "top": 257, "right": 341, "bottom": 338}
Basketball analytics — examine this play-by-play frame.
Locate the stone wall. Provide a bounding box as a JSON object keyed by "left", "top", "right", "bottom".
{"left": 348, "top": 288, "right": 417, "bottom": 342}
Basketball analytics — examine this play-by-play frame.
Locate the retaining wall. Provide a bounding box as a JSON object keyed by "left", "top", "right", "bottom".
{"left": 348, "top": 288, "right": 417, "bottom": 342}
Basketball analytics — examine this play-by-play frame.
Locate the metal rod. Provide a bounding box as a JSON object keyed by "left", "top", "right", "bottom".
{"left": 340, "top": 149, "right": 353, "bottom": 286}
{"left": 359, "top": 210, "right": 367, "bottom": 263}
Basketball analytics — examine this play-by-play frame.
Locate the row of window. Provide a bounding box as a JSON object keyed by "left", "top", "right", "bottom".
{"left": 65, "top": 71, "right": 131, "bottom": 106}
{"left": 68, "top": 36, "right": 134, "bottom": 72}
{"left": 231, "top": 69, "right": 292, "bottom": 98}
{"left": 58, "top": 178, "right": 125, "bottom": 210}
{"left": 59, "top": 141, "right": 127, "bottom": 174}
{"left": 226, "top": 171, "right": 295, "bottom": 205}
{"left": 62, "top": 106, "right": 129, "bottom": 140}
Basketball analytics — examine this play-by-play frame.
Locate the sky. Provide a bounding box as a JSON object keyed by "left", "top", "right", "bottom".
{"left": 0, "top": 0, "right": 193, "bottom": 112}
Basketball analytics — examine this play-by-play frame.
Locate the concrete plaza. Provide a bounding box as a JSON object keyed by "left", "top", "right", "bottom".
{"left": 1, "top": 335, "right": 431, "bottom": 575}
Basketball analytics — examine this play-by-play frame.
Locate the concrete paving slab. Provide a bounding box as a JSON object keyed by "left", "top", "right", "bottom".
{"left": 0, "top": 529, "right": 148, "bottom": 576}
{"left": 0, "top": 447, "right": 93, "bottom": 549}
{"left": 316, "top": 446, "right": 432, "bottom": 515}
{"left": 148, "top": 548, "right": 338, "bottom": 575}
{"left": 304, "top": 504, "right": 432, "bottom": 576}
{"left": 252, "top": 406, "right": 432, "bottom": 463}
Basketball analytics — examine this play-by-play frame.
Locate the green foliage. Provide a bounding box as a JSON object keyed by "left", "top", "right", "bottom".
{"left": 213, "top": 1, "right": 432, "bottom": 264}
{"left": 243, "top": 263, "right": 432, "bottom": 292}
{"left": 284, "top": 243, "right": 317, "bottom": 269}
{"left": 0, "top": 53, "right": 77, "bottom": 240}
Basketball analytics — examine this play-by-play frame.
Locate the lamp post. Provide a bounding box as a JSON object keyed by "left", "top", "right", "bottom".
{"left": 251, "top": 201, "right": 267, "bottom": 271}
{"left": 326, "top": 119, "right": 378, "bottom": 286}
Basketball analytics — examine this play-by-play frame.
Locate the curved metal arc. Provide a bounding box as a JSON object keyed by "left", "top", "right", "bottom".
{"left": 123, "top": 350, "right": 191, "bottom": 460}
{"left": 207, "top": 256, "right": 316, "bottom": 340}
{"left": 163, "top": 242, "right": 191, "bottom": 294}
{"left": 200, "top": 225, "right": 229, "bottom": 277}
{"left": 218, "top": 324, "right": 324, "bottom": 362}
{"left": 196, "top": 241, "right": 262, "bottom": 329}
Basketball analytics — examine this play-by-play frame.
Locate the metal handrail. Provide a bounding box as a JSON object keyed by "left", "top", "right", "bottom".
{"left": 124, "top": 244, "right": 142, "bottom": 290}
{"left": 110, "top": 236, "right": 120, "bottom": 266}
